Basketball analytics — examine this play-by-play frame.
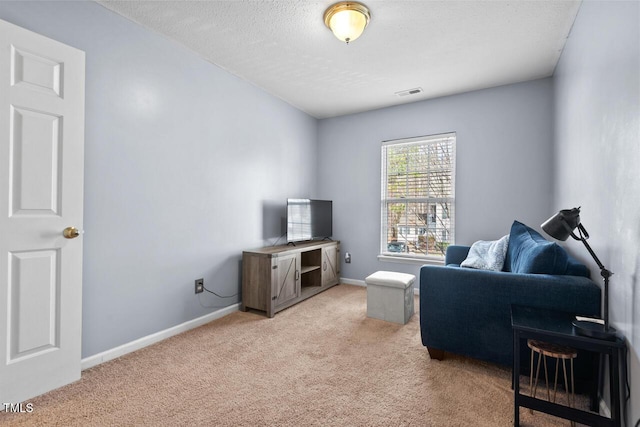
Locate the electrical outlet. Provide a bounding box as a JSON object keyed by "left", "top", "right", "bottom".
{"left": 195, "top": 278, "right": 204, "bottom": 294}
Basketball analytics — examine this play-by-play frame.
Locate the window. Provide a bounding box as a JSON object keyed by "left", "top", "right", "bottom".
{"left": 380, "top": 133, "right": 456, "bottom": 260}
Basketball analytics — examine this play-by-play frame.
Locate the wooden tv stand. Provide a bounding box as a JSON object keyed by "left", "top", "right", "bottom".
{"left": 241, "top": 240, "right": 340, "bottom": 317}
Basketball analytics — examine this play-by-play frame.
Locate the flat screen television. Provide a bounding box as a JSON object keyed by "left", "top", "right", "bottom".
{"left": 287, "top": 199, "right": 332, "bottom": 243}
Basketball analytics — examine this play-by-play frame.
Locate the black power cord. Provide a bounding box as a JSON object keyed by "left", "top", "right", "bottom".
{"left": 196, "top": 284, "right": 240, "bottom": 309}
{"left": 622, "top": 344, "right": 631, "bottom": 427}
{"left": 203, "top": 285, "right": 238, "bottom": 299}
{"left": 271, "top": 232, "right": 287, "bottom": 246}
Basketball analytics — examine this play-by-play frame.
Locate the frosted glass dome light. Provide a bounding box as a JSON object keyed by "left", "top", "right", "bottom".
{"left": 324, "top": 2, "right": 370, "bottom": 44}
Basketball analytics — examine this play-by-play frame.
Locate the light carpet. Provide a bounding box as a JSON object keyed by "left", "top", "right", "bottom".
{"left": 1, "top": 284, "right": 584, "bottom": 426}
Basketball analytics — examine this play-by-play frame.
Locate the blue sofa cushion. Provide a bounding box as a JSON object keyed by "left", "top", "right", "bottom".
{"left": 506, "top": 220, "right": 573, "bottom": 275}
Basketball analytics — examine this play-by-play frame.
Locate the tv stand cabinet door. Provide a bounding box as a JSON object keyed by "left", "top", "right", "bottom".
{"left": 321, "top": 243, "right": 340, "bottom": 286}
{"left": 271, "top": 253, "right": 300, "bottom": 316}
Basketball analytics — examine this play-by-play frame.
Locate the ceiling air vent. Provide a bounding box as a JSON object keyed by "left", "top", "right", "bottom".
{"left": 395, "top": 87, "right": 423, "bottom": 97}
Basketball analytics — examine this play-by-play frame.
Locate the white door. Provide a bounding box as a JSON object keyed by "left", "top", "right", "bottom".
{"left": 0, "top": 19, "right": 85, "bottom": 404}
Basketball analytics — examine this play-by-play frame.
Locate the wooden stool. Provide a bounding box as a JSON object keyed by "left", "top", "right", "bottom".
{"left": 527, "top": 339, "right": 577, "bottom": 427}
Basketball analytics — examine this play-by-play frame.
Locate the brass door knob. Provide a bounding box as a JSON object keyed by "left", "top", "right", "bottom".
{"left": 63, "top": 227, "right": 80, "bottom": 239}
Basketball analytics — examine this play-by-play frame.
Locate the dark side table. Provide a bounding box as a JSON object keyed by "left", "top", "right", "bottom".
{"left": 511, "top": 305, "right": 625, "bottom": 427}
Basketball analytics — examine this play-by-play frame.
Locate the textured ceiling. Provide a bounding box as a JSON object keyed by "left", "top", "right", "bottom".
{"left": 97, "top": 0, "right": 582, "bottom": 119}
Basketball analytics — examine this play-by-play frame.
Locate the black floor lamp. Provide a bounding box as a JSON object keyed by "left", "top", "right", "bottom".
{"left": 541, "top": 207, "right": 617, "bottom": 340}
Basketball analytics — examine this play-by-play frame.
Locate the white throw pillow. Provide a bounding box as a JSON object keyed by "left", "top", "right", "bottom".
{"left": 460, "top": 234, "right": 510, "bottom": 271}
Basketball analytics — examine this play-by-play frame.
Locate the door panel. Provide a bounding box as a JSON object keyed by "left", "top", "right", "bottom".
{"left": 11, "top": 45, "right": 63, "bottom": 97}
{"left": 10, "top": 106, "right": 61, "bottom": 216}
{"left": 322, "top": 245, "right": 338, "bottom": 286}
{"left": 0, "top": 19, "right": 85, "bottom": 404}
{"left": 9, "top": 249, "right": 60, "bottom": 361}
{"left": 273, "top": 254, "right": 299, "bottom": 307}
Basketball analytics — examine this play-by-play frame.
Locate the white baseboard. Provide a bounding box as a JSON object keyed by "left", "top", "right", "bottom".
{"left": 340, "top": 277, "right": 420, "bottom": 295}
{"left": 81, "top": 303, "right": 240, "bottom": 370}
{"left": 340, "top": 277, "right": 366, "bottom": 287}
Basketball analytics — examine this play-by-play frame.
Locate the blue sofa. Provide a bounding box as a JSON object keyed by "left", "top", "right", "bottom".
{"left": 419, "top": 221, "right": 601, "bottom": 366}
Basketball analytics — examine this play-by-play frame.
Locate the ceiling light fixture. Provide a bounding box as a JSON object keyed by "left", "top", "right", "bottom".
{"left": 323, "top": 1, "right": 370, "bottom": 44}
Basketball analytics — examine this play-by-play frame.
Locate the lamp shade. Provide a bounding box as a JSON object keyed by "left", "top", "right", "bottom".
{"left": 541, "top": 207, "right": 581, "bottom": 241}
{"left": 324, "top": 2, "right": 370, "bottom": 44}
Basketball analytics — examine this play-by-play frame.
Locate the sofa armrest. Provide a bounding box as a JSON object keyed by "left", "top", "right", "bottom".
{"left": 445, "top": 245, "right": 470, "bottom": 265}
{"left": 419, "top": 265, "right": 600, "bottom": 365}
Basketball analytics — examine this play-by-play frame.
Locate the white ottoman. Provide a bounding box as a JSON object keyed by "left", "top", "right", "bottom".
{"left": 365, "top": 271, "right": 415, "bottom": 324}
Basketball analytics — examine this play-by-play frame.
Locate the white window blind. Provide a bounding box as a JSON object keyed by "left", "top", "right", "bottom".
{"left": 380, "top": 133, "right": 456, "bottom": 259}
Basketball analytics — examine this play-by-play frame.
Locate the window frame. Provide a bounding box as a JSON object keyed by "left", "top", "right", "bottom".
{"left": 379, "top": 132, "right": 456, "bottom": 263}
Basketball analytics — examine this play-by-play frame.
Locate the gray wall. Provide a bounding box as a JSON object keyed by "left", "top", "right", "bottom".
{"left": 317, "top": 79, "right": 555, "bottom": 282}
{"left": 553, "top": 1, "right": 640, "bottom": 423}
{"left": 0, "top": 2, "right": 318, "bottom": 358}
